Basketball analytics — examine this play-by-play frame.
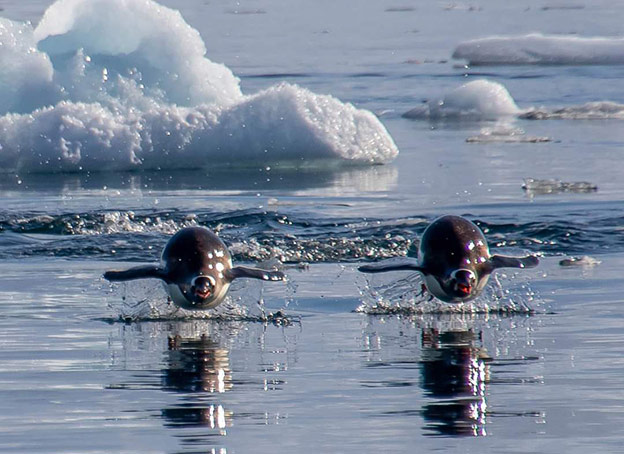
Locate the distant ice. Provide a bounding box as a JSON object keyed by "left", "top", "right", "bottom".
{"left": 522, "top": 178, "right": 598, "bottom": 195}
{"left": 466, "top": 127, "right": 551, "bottom": 143}
{"left": 404, "top": 78, "right": 624, "bottom": 122}
{"left": 453, "top": 33, "right": 624, "bottom": 66}
{"left": 521, "top": 102, "right": 624, "bottom": 120}
{"left": 0, "top": 0, "right": 398, "bottom": 173}
{"left": 403, "top": 79, "right": 521, "bottom": 120}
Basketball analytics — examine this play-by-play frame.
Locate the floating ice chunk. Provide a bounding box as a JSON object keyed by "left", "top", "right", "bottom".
{"left": 453, "top": 33, "right": 624, "bottom": 66}
{"left": 521, "top": 101, "right": 624, "bottom": 120}
{"left": 522, "top": 178, "right": 598, "bottom": 195}
{"left": 403, "top": 79, "right": 521, "bottom": 120}
{"left": 0, "top": 0, "right": 398, "bottom": 172}
{"left": 213, "top": 83, "right": 398, "bottom": 164}
{"left": 404, "top": 78, "right": 624, "bottom": 122}
{"left": 541, "top": 5, "right": 585, "bottom": 11}
{"left": 0, "top": 83, "right": 397, "bottom": 172}
{"left": 466, "top": 126, "right": 551, "bottom": 143}
{"left": 559, "top": 256, "right": 601, "bottom": 267}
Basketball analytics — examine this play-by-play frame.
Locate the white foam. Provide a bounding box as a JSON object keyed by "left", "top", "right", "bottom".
{"left": 0, "top": 0, "right": 398, "bottom": 173}
{"left": 403, "top": 79, "right": 521, "bottom": 120}
{"left": 453, "top": 33, "right": 624, "bottom": 66}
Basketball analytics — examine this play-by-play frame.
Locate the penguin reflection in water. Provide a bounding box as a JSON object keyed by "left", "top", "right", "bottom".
{"left": 420, "top": 328, "right": 490, "bottom": 436}
{"left": 104, "top": 226, "right": 285, "bottom": 310}
{"left": 162, "top": 333, "right": 233, "bottom": 430}
{"left": 359, "top": 215, "right": 539, "bottom": 303}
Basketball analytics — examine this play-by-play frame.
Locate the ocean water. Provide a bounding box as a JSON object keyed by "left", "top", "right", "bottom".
{"left": 2, "top": 0, "right": 624, "bottom": 453}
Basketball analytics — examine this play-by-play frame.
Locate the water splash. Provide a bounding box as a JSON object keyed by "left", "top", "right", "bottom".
{"left": 356, "top": 272, "right": 540, "bottom": 315}
{"left": 104, "top": 278, "right": 297, "bottom": 325}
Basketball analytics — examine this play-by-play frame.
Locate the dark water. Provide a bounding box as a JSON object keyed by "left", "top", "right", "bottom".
{"left": 1, "top": 169, "right": 622, "bottom": 262}
{"left": 3, "top": 1, "right": 624, "bottom": 453}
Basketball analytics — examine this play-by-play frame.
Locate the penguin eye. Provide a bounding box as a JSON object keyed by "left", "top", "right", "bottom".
{"left": 191, "top": 275, "right": 216, "bottom": 287}
{"left": 451, "top": 269, "right": 475, "bottom": 282}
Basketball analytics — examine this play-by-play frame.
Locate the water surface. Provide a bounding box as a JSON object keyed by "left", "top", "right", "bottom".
{"left": 2, "top": 1, "right": 624, "bottom": 453}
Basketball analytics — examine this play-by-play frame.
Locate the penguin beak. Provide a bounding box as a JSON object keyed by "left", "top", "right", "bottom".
{"left": 450, "top": 269, "right": 476, "bottom": 298}
{"left": 457, "top": 283, "right": 472, "bottom": 295}
{"left": 194, "top": 287, "right": 212, "bottom": 299}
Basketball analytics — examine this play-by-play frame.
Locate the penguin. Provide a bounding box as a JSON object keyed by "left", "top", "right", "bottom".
{"left": 104, "top": 226, "right": 284, "bottom": 310}
{"left": 358, "top": 215, "right": 538, "bottom": 303}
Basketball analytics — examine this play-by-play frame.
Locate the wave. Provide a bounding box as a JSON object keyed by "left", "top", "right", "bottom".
{"left": 453, "top": 33, "right": 624, "bottom": 66}
{"left": 0, "top": 0, "right": 398, "bottom": 173}
{"left": 1, "top": 208, "right": 622, "bottom": 261}
{"left": 404, "top": 78, "right": 624, "bottom": 121}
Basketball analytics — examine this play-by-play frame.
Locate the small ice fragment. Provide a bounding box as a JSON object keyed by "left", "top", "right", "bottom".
{"left": 522, "top": 178, "right": 598, "bottom": 195}
{"left": 466, "top": 126, "right": 551, "bottom": 143}
{"left": 520, "top": 101, "right": 624, "bottom": 120}
{"left": 559, "top": 256, "right": 601, "bottom": 267}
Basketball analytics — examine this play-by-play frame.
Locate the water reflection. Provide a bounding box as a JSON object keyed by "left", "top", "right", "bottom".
{"left": 0, "top": 165, "right": 397, "bottom": 195}
{"left": 161, "top": 332, "right": 233, "bottom": 433}
{"left": 420, "top": 328, "right": 490, "bottom": 437}
{"left": 110, "top": 318, "right": 293, "bottom": 453}
{"left": 362, "top": 313, "right": 543, "bottom": 438}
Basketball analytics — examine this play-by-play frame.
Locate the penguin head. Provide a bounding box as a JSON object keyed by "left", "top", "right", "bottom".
{"left": 167, "top": 273, "right": 231, "bottom": 310}
{"left": 190, "top": 274, "right": 216, "bottom": 304}
{"left": 449, "top": 269, "right": 477, "bottom": 300}
{"left": 423, "top": 269, "right": 478, "bottom": 303}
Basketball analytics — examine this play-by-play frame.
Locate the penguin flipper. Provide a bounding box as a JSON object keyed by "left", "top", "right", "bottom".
{"left": 225, "top": 266, "right": 285, "bottom": 282}
{"left": 358, "top": 258, "right": 425, "bottom": 274}
{"left": 489, "top": 254, "right": 539, "bottom": 270}
{"left": 104, "top": 265, "right": 168, "bottom": 282}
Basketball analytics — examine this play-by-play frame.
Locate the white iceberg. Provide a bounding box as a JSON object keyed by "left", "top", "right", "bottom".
{"left": 0, "top": 0, "right": 398, "bottom": 173}
{"left": 453, "top": 33, "right": 624, "bottom": 66}
{"left": 403, "top": 79, "right": 521, "bottom": 120}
